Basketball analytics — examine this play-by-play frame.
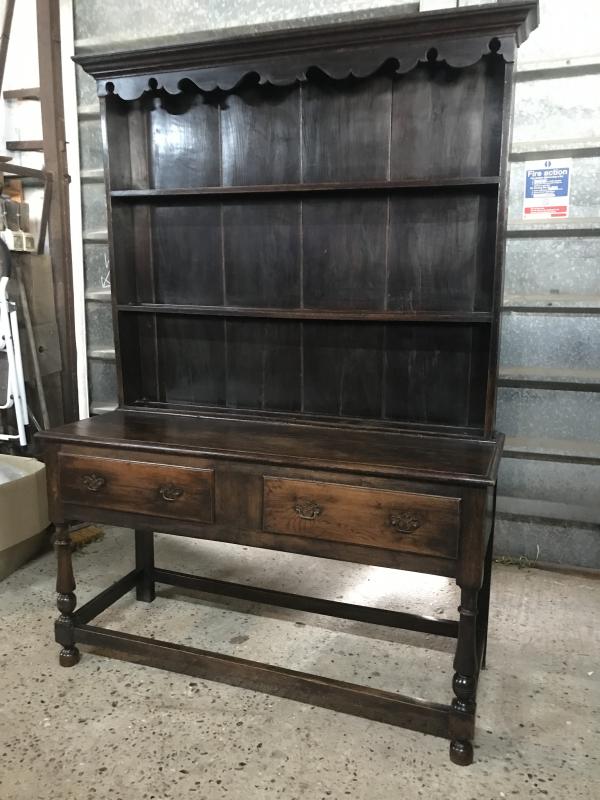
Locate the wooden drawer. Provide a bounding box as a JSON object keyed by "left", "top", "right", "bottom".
{"left": 263, "top": 477, "right": 459, "bottom": 559}
{"left": 59, "top": 453, "right": 214, "bottom": 524}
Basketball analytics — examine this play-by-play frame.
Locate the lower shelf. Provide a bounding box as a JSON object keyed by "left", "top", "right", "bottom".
{"left": 72, "top": 622, "right": 452, "bottom": 738}
{"left": 57, "top": 565, "right": 467, "bottom": 743}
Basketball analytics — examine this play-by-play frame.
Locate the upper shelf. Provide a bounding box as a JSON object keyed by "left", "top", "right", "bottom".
{"left": 110, "top": 177, "right": 500, "bottom": 200}
{"left": 116, "top": 304, "right": 493, "bottom": 323}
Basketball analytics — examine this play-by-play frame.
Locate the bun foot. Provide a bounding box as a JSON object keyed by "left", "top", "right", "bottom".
{"left": 450, "top": 739, "right": 473, "bottom": 766}
{"left": 59, "top": 646, "right": 80, "bottom": 667}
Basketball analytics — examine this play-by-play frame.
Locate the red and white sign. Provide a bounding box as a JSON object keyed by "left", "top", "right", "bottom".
{"left": 523, "top": 158, "right": 571, "bottom": 220}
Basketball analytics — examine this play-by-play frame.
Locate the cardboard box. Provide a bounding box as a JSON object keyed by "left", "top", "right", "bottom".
{"left": 0, "top": 455, "right": 50, "bottom": 580}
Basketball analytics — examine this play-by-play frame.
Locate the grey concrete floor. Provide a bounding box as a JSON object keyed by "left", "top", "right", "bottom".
{"left": 0, "top": 527, "right": 598, "bottom": 800}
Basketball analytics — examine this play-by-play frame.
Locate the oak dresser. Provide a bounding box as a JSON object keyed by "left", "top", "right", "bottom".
{"left": 39, "top": 0, "right": 539, "bottom": 765}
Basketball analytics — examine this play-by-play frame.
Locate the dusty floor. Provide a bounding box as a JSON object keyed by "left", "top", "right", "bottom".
{"left": 0, "top": 527, "right": 598, "bottom": 800}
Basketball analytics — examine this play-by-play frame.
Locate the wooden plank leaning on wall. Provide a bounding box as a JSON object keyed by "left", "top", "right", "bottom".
{"left": 37, "top": 0, "right": 78, "bottom": 424}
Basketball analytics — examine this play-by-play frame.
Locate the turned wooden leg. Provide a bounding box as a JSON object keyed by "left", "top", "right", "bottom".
{"left": 135, "top": 529, "right": 155, "bottom": 602}
{"left": 55, "top": 523, "right": 80, "bottom": 667}
{"left": 449, "top": 586, "right": 478, "bottom": 766}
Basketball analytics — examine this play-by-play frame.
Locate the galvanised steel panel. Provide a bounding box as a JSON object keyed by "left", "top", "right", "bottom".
{"left": 516, "top": 0, "right": 600, "bottom": 66}
{"left": 85, "top": 302, "right": 115, "bottom": 353}
{"left": 495, "top": 517, "right": 600, "bottom": 569}
{"left": 74, "top": 0, "right": 418, "bottom": 49}
{"left": 504, "top": 237, "right": 600, "bottom": 297}
{"left": 76, "top": 68, "right": 100, "bottom": 107}
{"left": 81, "top": 181, "right": 108, "bottom": 234}
{"left": 78, "top": 118, "right": 104, "bottom": 173}
{"left": 512, "top": 74, "right": 600, "bottom": 143}
{"left": 83, "top": 243, "right": 110, "bottom": 293}
{"left": 497, "top": 387, "right": 599, "bottom": 440}
{"left": 500, "top": 313, "right": 600, "bottom": 370}
{"left": 498, "top": 457, "right": 600, "bottom": 508}
{"left": 87, "top": 359, "right": 118, "bottom": 405}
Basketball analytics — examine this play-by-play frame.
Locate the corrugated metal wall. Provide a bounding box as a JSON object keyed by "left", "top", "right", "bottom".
{"left": 70, "top": 0, "right": 600, "bottom": 568}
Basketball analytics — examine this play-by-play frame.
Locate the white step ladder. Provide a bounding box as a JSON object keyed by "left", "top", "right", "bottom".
{"left": 0, "top": 240, "right": 28, "bottom": 446}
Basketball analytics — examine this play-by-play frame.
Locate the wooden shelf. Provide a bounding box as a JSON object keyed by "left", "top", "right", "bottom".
{"left": 3, "top": 87, "right": 41, "bottom": 101}
{"left": 5, "top": 139, "right": 44, "bottom": 152}
{"left": 110, "top": 176, "right": 500, "bottom": 200}
{"left": 117, "top": 303, "right": 493, "bottom": 323}
{"left": 125, "top": 399, "right": 484, "bottom": 439}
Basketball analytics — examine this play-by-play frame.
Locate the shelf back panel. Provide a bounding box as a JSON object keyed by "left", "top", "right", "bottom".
{"left": 106, "top": 56, "right": 506, "bottom": 191}
{"left": 111, "top": 191, "right": 497, "bottom": 313}
{"left": 119, "top": 313, "right": 489, "bottom": 430}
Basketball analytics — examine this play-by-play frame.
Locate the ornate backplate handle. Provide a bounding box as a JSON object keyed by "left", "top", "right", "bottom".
{"left": 82, "top": 473, "right": 105, "bottom": 492}
{"left": 294, "top": 499, "right": 322, "bottom": 520}
{"left": 389, "top": 511, "right": 422, "bottom": 533}
{"left": 159, "top": 484, "right": 184, "bottom": 502}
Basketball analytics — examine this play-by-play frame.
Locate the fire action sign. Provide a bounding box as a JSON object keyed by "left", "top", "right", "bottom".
{"left": 523, "top": 158, "right": 571, "bottom": 220}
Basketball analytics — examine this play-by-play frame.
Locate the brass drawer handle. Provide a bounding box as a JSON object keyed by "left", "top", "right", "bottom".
{"left": 159, "top": 484, "right": 184, "bottom": 502}
{"left": 294, "top": 500, "right": 322, "bottom": 520}
{"left": 82, "top": 473, "right": 105, "bottom": 492}
{"left": 389, "top": 511, "right": 422, "bottom": 533}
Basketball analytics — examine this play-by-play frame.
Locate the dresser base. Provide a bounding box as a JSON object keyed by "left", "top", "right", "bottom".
{"left": 55, "top": 538, "right": 487, "bottom": 767}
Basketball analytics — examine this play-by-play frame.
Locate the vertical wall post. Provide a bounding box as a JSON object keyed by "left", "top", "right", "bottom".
{"left": 37, "top": 0, "right": 79, "bottom": 423}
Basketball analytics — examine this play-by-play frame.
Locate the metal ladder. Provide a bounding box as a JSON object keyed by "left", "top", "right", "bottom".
{"left": 0, "top": 239, "right": 28, "bottom": 445}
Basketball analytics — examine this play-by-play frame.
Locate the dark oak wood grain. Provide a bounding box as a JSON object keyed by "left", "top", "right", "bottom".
{"left": 134, "top": 530, "right": 155, "bottom": 602}
{"left": 41, "top": 408, "right": 499, "bottom": 485}
{"left": 157, "top": 315, "right": 226, "bottom": 405}
{"left": 391, "top": 56, "right": 505, "bottom": 180}
{"left": 59, "top": 452, "right": 215, "bottom": 523}
{"left": 54, "top": 523, "right": 80, "bottom": 667}
{"left": 302, "top": 72, "right": 391, "bottom": 182}
{"left": 151, "top": 204, "right": 223, "bottom": 305}
{"left": 226, "top": 319, "right": 302, "bottom": 412}
{"left": 221, "top": 82, "right": 301, "bottom": 186}
{"left": 384, "top": 324, "right": 490, "bottom": 427}
{"left": 302, "top": 198, "right": 388, "bottom": 310}
{"left": 222, "top": 200, "right": 301, "bottom": 308}
{"left": 387, "top": 189, "right": 497, "bottom": 312}
{"left": 302, "top": 321, "right": 384, "bottom": 418}
{"left": 263, "top": 477, "right": 460, "bottom": 559}
{"left": 116, "top": 305, "right": 494, "bottom": 323}
{"left": 153, "top": 567, "right": 460, "bottom": 637}
{"left": 149, "top": 90, "right": 220, "bottom": 189}
{"left": 110, "top": 176, "right": 501, "bottom": 198}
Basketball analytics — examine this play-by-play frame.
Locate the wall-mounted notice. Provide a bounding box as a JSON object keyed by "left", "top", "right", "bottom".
{"left": 523, "top": 158, "right": 571, "bottom": 220}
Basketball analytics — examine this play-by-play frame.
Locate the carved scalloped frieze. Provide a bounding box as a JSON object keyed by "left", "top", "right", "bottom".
{"left": 98, "top": 34, "right": 514, "bottom": 101}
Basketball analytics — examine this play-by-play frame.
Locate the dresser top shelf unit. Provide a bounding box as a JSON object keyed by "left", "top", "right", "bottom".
{"left": 75, "top": 0, "right": 539, "bottom": 439}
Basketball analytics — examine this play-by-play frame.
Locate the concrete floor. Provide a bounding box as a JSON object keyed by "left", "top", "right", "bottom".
{"left": 0, "top": 527, "right": 598, "bottom": 800}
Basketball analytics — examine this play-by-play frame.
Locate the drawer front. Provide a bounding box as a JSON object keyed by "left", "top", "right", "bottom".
{"left": 263, "top": 477, "right": 459, "bottom": 559}
{"left": 59, "top": 453, "right": 214, "bottom": 524}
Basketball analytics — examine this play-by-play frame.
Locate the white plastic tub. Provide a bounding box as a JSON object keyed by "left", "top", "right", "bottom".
{"left": 0, "top": 455, "right": 49, "bottom": 580}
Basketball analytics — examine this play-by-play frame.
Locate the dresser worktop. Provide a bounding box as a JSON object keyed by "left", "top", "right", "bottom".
{"left": 39, "top": 409, "right": 503, "bottom": 487}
